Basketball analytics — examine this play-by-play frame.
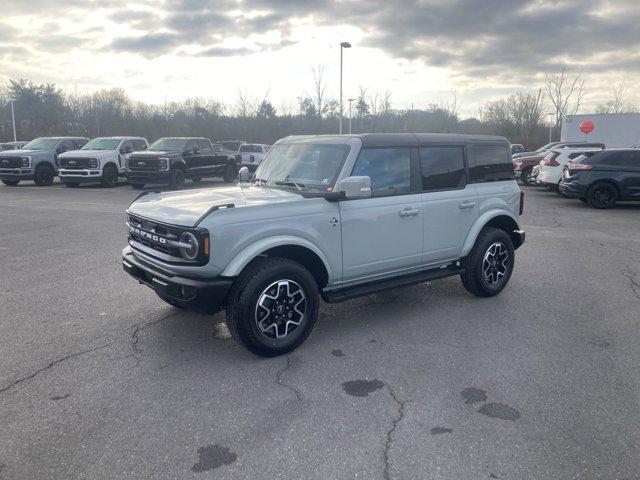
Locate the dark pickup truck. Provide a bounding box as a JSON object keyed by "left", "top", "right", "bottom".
{"left": 125, "top": 137, "right": 238, "bottom": 189}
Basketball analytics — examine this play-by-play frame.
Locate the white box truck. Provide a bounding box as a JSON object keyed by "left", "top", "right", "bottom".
{"left": 561, "top": 113, "right": 640, "bottom": 147}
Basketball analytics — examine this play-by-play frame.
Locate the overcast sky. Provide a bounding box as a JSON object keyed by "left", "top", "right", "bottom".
{"left": 1, "top": 0, "right": 639, "bottom": 115}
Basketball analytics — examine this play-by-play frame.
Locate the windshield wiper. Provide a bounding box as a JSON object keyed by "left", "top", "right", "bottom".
{"left": 274, "top": 180, "right": 305, "bottom": 190}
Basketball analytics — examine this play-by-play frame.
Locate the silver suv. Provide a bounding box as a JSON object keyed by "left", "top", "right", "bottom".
{"left": 123, "top": 134, "right": 525, "bottom": 356}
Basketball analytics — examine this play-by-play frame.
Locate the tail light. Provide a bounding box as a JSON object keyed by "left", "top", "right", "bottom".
{"left": 519, "top": 190, "right": 524, "bottom": 215}
{"left": 249, "top": 155, "right": 255, "bottom": 163}
{"left": 568, "top": 164, "right": 593, "bottom": 171}
{"left": 544, "top": 158, "right": 560, "bottom": 167}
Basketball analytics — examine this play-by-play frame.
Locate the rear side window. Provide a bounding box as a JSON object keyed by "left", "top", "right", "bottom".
{"left": 419, "top": 146, "right": 466, "bottom": 191}
{"left": 352, "top": 147, "right": 411, "bottom": 197}
{"left": 468, "top": 144, "right": 513, "bottom": 183}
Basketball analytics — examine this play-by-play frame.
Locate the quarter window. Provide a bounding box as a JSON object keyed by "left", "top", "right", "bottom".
{"left": 419, "top": 146, "right": 466, "bottom": 191}
{"left": 467, "top": 144, "right": 513, "bottom": 183}
{"left": 352, "top": 147, "right": 411, "bottom": 197}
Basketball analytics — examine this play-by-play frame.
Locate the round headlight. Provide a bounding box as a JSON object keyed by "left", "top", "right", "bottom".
{"left": 179, "top": 232, "right": 199, "bottom": 260}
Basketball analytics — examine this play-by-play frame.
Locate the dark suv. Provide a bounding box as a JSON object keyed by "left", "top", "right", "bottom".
{"left": 125, "top": 137, "right": 238, "bottom": 189}
{"left": 559, "top": 149, "right": 640, "bottom": 208}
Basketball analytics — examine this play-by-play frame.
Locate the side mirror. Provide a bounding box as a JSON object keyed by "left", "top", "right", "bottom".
{"left": 238, "top": 166, "right": 250, "bottom": 183}
{"left": 334, "top": 176, "right": 372, "bottom": 199}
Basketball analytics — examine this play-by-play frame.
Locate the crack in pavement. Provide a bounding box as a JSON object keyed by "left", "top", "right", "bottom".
{"left": 383, "top": 383, "right": 406, "bottom": 480}
{"left": 0, "top": 343, "right": 112, "bottom": 396}
{"left": 622, "top": 271, "right": 640, "bottom": 300}
{"left": 126, "top": 310, "right": 182, "bottom": 362}
{"left": 275, "top": 356, "right": 303, "bottom": 401}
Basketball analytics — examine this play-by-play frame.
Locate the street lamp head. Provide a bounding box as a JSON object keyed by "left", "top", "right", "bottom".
{"left": 340, "top": 42, "right": 352, "bottom": 48}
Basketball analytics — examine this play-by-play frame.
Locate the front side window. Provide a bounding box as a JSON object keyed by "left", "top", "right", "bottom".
{"left": 255, "top": 143, "right": 350, "bottom": 191}
{"left": 132, "top": 140, "right": 147, "bottom": 151}
{"left": 468, "top": 144, "right": 513, "bottom": 183}
{"left": 420, "top": 146, "right": 466, "bottom": 191}
{"left": 352, "top": 147, "right": 411, "bottom": 197}
{"left": 198, "top": 140, "right": 212, "bottom": 153}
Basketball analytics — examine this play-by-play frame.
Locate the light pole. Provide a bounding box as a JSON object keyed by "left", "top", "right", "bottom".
{"left": 348, "top": 98, "right": 355, "bottom": 134}
{"left": 339, "top": 41, "right": 351, "bottom": 134}
{"left": 548, "top": 112, "right": 555, "bottom": 143}
{"left": 10, "top": 99, "right": 17, "bottom": 142}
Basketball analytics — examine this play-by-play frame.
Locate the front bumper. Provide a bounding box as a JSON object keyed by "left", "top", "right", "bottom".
{"left": 0, "top": 168, "right": 34, "bottom": 180}
{"left": 122, "top": 247, "right": 233, "bottom": 313}
{"left": 59, "top": 169, "right": 103, "bottom": 182}
{"left": 126, "top": 170, "right": 171, "bottom": 184}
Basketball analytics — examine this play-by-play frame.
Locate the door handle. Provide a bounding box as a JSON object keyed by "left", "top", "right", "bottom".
{"left": 399, "top": 208, "right": 420, "bottom": 217}
{"left": 458, "top": 201, "right": 476, "bottom": 209}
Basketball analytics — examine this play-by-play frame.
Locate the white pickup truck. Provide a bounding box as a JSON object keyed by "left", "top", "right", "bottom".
{"left": 58, "top": 137, "right": 148, "bottom": 187}
{"left": 239, "top": 143, "right": 270, "bottom": 172}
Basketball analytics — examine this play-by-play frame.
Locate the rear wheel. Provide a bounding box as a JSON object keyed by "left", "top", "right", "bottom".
{"left": 33, "top": 164, "right": 55, "bottom": 186}
{"left": 222, "top": 163, "right": 237, "bottom": 183}
{"left": 2, "top": 180, "right": 19, "bottom": 186}
{"left": 226, "top": 257, "right": 319, "bottom": 357}
{"left": 520, "top": 167, "right": 535, "bottom": 186}
{"left": 130, "top": 183, "right": 145, "bottom": 190}
{"left": 169, "top": 168, "right": 185, "bottom": 189}
{"left": 461, "top": 227, "right": 515, "bottom": 297}
{"left": 100, "top": 164, "right": 119, "bottom": 188}
{"left": 64, "top": 182, "right": 80, "bottom": 188}
{"left": 587, "top": 182, "right": 618, "bottom": 209}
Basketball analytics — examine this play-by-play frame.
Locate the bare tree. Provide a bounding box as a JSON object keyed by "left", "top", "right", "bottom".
{"left": 367, "top": 90, "right": 392, "bottom": 132}
{"left": 596, "top": 80, "right": 637, "bottom": 114}
{"left": 311, "top": 65, "right": 327, "bottom": 119}
{"left": 545, "top": 68, "right": 585, "bottom": 128}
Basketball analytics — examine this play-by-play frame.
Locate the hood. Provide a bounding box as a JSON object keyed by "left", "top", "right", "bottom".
{"left": 128, "top": 185, "right": 303, "bottom": 227}
{"left": 0, "top": 148, "right": 47, "bottom": 156}
{"left": 129, "top": 150, "right": 179, "bottom": 158}
{"left": 59, "top": 149, "right": 113, "bottom": 158}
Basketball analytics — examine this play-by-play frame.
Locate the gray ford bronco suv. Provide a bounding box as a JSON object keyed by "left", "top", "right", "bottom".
{"left": 123, "top": 133, "right": 525, "bottom": 356}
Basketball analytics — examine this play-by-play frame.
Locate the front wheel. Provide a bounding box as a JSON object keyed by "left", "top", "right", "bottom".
{"left": 460, "top": 227, "right": 515, "bottom": 297}
{"left": 2, "top": 180, "right": 19, "bottom": 186}
{"left": 226, "top": 257, "right": 319, "bottom": 357}
{"left": 34, "top": 164, "right": 55, "bottom": 186}
{"left": 222, "top": 163, "right": 237, "bottom": 183}
{"left": 100, "top": 164, "right": 119, "bottom": 187}
{"left": 520, "top": 167, "right": 535, "bottom": 186}
{"left": 587, "top": 182, "right": 618, "bottom": 209}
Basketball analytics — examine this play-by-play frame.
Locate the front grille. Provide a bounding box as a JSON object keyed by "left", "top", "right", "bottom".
{"left": 0, "top": 157, "right": 22, "bottom": 168}
{"left": 59, "top": 157, "right": 92, "bottom": 169}
{"left": 128, "top": 157, "right": 161, "bottom": 171}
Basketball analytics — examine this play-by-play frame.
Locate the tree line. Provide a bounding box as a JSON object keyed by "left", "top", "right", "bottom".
{"left": 0, "top": 69, "right": 635, "bottom": 149}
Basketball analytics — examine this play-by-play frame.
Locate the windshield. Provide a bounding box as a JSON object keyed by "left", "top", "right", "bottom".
{"left": 254, "top": 143, "right": 350, "bottom": 191}
{"left": 23, "top": 138, "right": 58, "bottom": 150}
{"left": 148, "top": 138, "right": 187, "bottom": 152}
{"left": 82, "top": 138, "right": 121, "bottom": 150}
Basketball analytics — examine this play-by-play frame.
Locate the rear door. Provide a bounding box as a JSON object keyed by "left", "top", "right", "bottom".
{"left": 618, "top": 151, "right": 640, "bottom": 199}
{"left": 197, "top": 139, "right": 216, "bottom": 176}
{"left": 419, "top": 145, "right": 478, "bottom": 264}
{"left": 340, "top": 146, "right": 423, "bottom": 282}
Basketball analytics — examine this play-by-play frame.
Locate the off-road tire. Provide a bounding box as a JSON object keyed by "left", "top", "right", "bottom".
{"left": 2, "top": 180, "right": 19, "bottom": 186}
{"left": 100, "top": 164, "right": 119, "bottom": 188}
{"left": 460, "top": 227, "right": 515, "bottom": 298}
{"left": 33, "top": 164, "right": 55, "bottom": 186}
{"left": 222, "top": 163, "right": 237, "bottom": 183}
{"left": 169, "top": 168, "right": 185, "bottom": 190}
{"left": 587, "top": 182, "right": 618, "bottom": 209}
{"left": 226, "top": 257, "right": 319, "bottom": 357}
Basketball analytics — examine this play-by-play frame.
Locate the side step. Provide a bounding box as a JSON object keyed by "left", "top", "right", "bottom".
{"left": 322, "top": 264, "right": 464, "bottom": 303}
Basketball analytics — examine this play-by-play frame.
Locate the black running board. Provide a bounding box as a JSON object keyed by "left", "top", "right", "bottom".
{"left": 321, "top": 264, "right": 464, "bottom": 303}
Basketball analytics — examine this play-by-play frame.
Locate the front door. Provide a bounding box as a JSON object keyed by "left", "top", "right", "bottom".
{"left": 340, "top": 147, "right": 423, "bottom": 283}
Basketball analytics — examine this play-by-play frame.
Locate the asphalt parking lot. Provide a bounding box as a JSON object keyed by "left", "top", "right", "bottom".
{"left": 1, "top": 179, "right": 639, "bottom": 480}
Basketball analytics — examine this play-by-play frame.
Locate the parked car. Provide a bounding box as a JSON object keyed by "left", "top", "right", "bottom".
{"left": 239, "top": 143, "right": 270, "bottom": 172}
{"left": 514, "top": 142, "right": 605, "bottom": 186}
{"left": 58, "top": 136, "right": 148, "bottom": 188}
{"left": 122, "top": 133, "right": 525, "bottom": 356}
{"left": 1, "top": 141, "right": 28, "bottom": 151}
{"left": 213, "top": 140, "right": 246, "bottom": 152}
{"left": 125, "top": 137, "right": 238, "bottom": 189}
{"left": 511, "top": 144, "right": 525, "bottom": 154}
{"left": 559, "top": 149, "right": 640, "bottom": 208}
{"left": 537, "top": 147, "right": 604, "bottom": 192}
{"left": 0, "top": 137, "right": 88, "bottom": 186}
{"left": 513, "top": 141, "right": 561, "bottom": 159}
